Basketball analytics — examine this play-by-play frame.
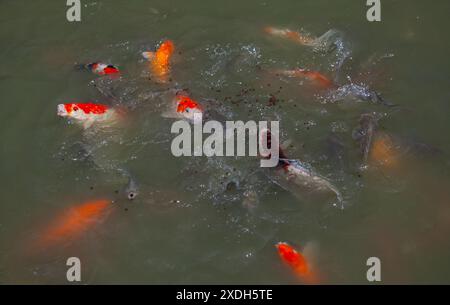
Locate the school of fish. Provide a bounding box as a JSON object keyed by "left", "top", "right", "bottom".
{"left": 25, "top": 25, "right": 438, "bottom": 284}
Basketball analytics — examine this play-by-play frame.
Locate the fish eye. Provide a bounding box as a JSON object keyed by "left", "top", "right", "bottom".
{"left": 73, "top": 107, "right": 79, "bottom": 111}
{"left": 185, "top": 108, "right": 190, "bottom": 113}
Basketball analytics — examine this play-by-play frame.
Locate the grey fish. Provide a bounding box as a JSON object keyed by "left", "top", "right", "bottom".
{"left": 352, "top": 112, "right": 382, "bottom": 163}
{"left": 262, "top": 130, "right": 342, "bottom": 205}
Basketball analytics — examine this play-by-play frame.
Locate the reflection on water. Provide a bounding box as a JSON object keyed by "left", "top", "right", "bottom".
{"left": 0, "top": 0, "right": 449, "bottom": 284}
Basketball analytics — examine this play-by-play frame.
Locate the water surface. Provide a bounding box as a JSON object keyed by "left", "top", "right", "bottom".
{"left": 0, "top": 0, "right": 449, "bottom": 284}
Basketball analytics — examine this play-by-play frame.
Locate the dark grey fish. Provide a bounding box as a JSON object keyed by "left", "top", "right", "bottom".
{"left": 352, "top": 112, "right": 382, "bottom": 163}
{"left": 325, "top": 133, "right": 348, "bottom": 172}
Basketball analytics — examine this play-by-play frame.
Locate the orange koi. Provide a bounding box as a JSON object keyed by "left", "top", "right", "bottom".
{"left": 276, "top": 242, "right": 319, "bottom": 284}
{"left": 142, "top": 40, "right": 175, "bottom": 83}
{"left": 264, "top": 26, "right": 316, "bottom": 46}
{"left": 38, "top": 199, "right": 112, "bottom": 247}
{"left": 276, "top": 68, "right": 336, "bottom": 89}
{"left": 370, "top": 133, "right": 398, "bottom": 168}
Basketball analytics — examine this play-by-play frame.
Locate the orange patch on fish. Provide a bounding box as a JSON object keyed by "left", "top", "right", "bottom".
{"left": 276, "top": 242, "right": 319, "bottom": 284}
{"left": 87, "top": 62, "right": 120, "bottom": 76}
{"left": 176, "top": 95, "right": 202, "bottom": 113}
{"left": 370, "top": 133, "right": 398, "bottom": 168}
{"left": 143, "top": 40, "right": 175, "bottom": 83}
{"left": 64, "top": 103, "right": 108, "bottom": 115}
{"left": 38, "top": 199, "right": 111, "bottom": 247}
{"left": 264, "top": 26, "right": 315, "bottom": 46}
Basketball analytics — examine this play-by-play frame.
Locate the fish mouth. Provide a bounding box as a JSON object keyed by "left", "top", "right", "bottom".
{"left": 57, "top": 104, "right": 68, "bottom": 117}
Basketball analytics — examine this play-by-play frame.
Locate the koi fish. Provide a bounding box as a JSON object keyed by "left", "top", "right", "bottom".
{"left": 37, "top": 199, "right": 112, "bottom": 247}
{"left": 142, "top": 40, "right": 175, "bottom": 83}
{"left": 57, "top": 102, "right": 120, "bottom": 129}
{"left": 264, "top": 26, "right": 316, "bottom": 46}
{"left": 162, "top": 92, "right": 203, "bottom": 124}
{"left": 353, "top": 113, "right": 381, "bottom": 164}
{"left": 261, "top": 129, "right": 343, "bottom": 205}
{"left": 275, "top": 68, "right": 336, "bottom": 89}
{"left": 353, "top": 113, "right": 399, "bottom": 169}
{"left": 370, "top": 133, "right": 399, "bottom": 168}
{"left": 86, "top": 62, "right": 120, "bottom": 76}
{"left": 276, "top": 242, "right": 319, "bottom": 284}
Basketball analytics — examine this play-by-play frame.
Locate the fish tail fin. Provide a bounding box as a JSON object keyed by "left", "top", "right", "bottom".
{"left": 373, "top": 92, "right": 397, "bottom": 107}
{"left": 85, "top": 62, "right": 99, "bottom": 71}
{"left": 74, "top": 63, "right": 88, "bottom": 71}
{"left": 300, "top": 241, "right": 321, "bottom": 284}
{"left": 142, "top": 51, "right": 155, "bottom": 61}
{"left": 263, "top": 26, "right": 276, "bottom": 34}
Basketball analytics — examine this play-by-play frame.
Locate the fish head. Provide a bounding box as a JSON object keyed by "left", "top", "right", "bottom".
{"left": 57, "top": 103, "right": 87, "bottom": 121}
{"left": 158, "top": 40, "right": 174, "bottom": 57}
{"left": 176, "top": 96, "right": 203, "bottom": 124}
{"left": 87, "top": 62, "right": 107, "bottom": 74}
{"left": 125, "top": 176, "right": 139, "bottom": 201}
{"left": 57, "top": 103, "right": 108, "bottom": 121}
{"left": 276, "top": 242, "right": 310, "bottom": 276}
{"left": 276, "top": 242, "right": 300, "bottom": 264}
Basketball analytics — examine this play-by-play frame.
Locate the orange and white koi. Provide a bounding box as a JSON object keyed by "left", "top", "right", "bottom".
{"left": 86, "top": 62, "right": 120, "bottom": 76}
{"left": 57, "top": 102, "right": 120, "bottom": 129}
{"left": 37, "top": 199, "right": 112, "bottom": 248}
{"left": 142, "top": 40, "right": 175, "bottom": 83}
{"left": 276, "top": 242, "right": 319, "bottom": 284}
{"left": 276, "top": 68, "right": 336, "bottom": 89}
{"left": 264, "top": 26, "right": 316, "bottom": 46}
{"left": 162, "top": 93, "right": 203, "bottom": 124}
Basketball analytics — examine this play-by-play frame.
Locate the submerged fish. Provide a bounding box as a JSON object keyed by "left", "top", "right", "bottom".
{"left": 353, "top": 113, "right": 400, "bottom": 169}
{"left": 327, "top": 83, "right": 395, "bottom": 107}
{"left": 37, "top": 199, "right": 112, "bottom": 248}
{"left": 162, "top": 92, "right": 203, "bottom": 124}
{"left": 261, "top": 130, "right": 343, "bottom": 205}
{"left": 264, "top": 26, "right": 316, "bottom": 46}
{"left": 142, "top": 39, "right": 175, "bottom": 83}
{"left": 273, "top": 159, "right": 343, "bottom": 204}
{"left": 57, "top": 102, "right": 121, "bottom": 129}
{"left": 85, "top": 62, "right": 120, "bottom": 76}
{"left": 352, "top": 112, "right": 381, "bottom": 163}
{"left": 120, "top": 169, "right": 139, "bottom": 200}
{"left": 276, "top": 242, "right": 319, "bottom": 284}
{"left": 57, "top": 102, "right": 139, "bottom": 200}
{"left": 369, "top": 133, "right": 399, "bottom": 168}
{"left": 275, "top": 68, "right": 336, "bottom": 89}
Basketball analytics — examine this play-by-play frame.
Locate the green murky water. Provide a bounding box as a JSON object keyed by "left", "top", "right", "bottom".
{"left": 1, "top": 0, "right": 449, "bottom": 284}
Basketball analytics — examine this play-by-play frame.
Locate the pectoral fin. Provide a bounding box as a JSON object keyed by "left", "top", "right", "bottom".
{"left": 142, "top": 51, "right": 155, "bottom": 61}
{"left": 82, "top": 119, "right": 95, "bottom": 129}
